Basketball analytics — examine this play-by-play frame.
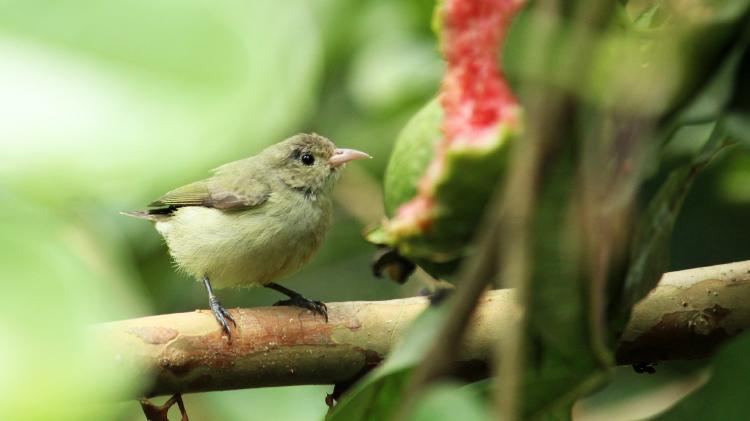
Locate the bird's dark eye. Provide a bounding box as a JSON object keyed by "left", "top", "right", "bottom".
{"left": 301, "top": 154, "right": 315, "bottom": 166}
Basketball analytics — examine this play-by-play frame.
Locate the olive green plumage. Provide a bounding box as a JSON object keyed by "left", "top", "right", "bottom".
{"left": 125, "top": 133, "right": 367, "bottom": 289}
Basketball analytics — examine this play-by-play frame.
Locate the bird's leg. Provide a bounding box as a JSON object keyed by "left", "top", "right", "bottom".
{"left": 203, "top": 276, "right": 236, "bottom": 335}
{"left": 266, "top": 282, "right": 328, "bottom": 321}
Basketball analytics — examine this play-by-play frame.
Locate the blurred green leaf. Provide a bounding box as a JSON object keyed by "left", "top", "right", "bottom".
{"left": 0, "top": 0, "right": 323, "bottom": 205}
{"left": 516, "top": 154, "right": 610, "bottom": 419}
{"left": 507, "top": 2, "right": 750, "bottom": 117}
{"left": 631, "top": 5, "right": 661, "bottom": 29}
{"left": 618, "top": 123, "right": 733, "bottom": 325}
{"left": 724, "top": 37, "right": 750, "bottom": 145}
{"left": 668, "top": 13, "right": 750, "bottom": 131}
{"left": 410, "top": 382, "right": 490, "bottom": 421}
{"left": 653, "top": 332, "right": 750, "bottom": 420}
{"left": 197, "top": 386, "right": 330, "bottom": 421}
{"left": 591, "top": 3, "right": 750, "bottom": 117}
{"left": 0, "top": 193, "right": 143, "bottom": 420}
{"left": 575, "top": 363, "right": 709, "bottom": 421}
{"left": 327, "top": 306, "right": 444, "bottom": 421}
{"left": 348, "top": 37, "right": 441, "bottom": 114}
{"left": 719, "top": 153, "right": 750, "bottom": 204}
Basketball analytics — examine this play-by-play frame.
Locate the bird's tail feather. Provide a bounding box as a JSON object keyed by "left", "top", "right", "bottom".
{"left": 120, "top": 210, "right": 160, "bottom": 221}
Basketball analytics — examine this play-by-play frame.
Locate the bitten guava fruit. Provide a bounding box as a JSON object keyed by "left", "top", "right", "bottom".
{"left": 368, "top": 0, "right": 524, "bottom": 278}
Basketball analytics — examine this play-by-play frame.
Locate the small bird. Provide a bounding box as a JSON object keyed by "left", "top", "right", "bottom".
{"left": 124, "top": 133, "right": 370, "bottom": 336}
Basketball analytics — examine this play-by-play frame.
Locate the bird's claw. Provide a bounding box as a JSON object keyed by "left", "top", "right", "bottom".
{"left": 274, "top": 295, "right": 328, "bottom": 322}
{"left": 209, "top": 296, "right": 236, "bottom": 336}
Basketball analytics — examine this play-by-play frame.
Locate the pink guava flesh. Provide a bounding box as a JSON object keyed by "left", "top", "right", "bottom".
{"left": 390, "top": 0, "right": 523, "bottom": 234}
{"left": 441, "top": 0, "right": 521, "bottom": 144}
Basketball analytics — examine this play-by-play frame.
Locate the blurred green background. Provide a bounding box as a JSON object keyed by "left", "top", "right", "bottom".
{"left": 0, "top": 0, "right": 747, "bottom": 420}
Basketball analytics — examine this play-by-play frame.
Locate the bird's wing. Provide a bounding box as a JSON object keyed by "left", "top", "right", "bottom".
{"left": 148, "top": 178, "right": 270, "bottom": 211}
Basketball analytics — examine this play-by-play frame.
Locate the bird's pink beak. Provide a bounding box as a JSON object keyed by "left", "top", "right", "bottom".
{"left": 328, "top": 148, "right": 371, "bottom": 167}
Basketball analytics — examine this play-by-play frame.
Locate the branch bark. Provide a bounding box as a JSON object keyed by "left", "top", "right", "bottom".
{"left": 97, "top": 260, "right": 750, "bottom": 398}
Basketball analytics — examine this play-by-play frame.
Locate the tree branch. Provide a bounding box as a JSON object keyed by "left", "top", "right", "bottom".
{"left": 97, "top": 260, "right": 750, "bottom": 398}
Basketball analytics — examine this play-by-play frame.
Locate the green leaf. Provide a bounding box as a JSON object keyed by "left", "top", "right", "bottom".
{"left": 670, "top": 40, "right": 749, "bottom": 127}
{"left": 653, "top": 332, "right": 750, "bottom": 420}
{"left": 724, "top": 37, "right": 750, "bottom": 145}
{"left": 410, "top": 382, "right": 490, "bottom": 421}
{"left": 454, "top": 378, "right": 575, "bottom": 421}
{"left": 618, "top": 123, "right": 733, "bottom": 323}
{"left": 327, "top": 306, "right": 445, "bottom": 421}
{"left": 348, "top": 38, "right": 442, "bottom": 114}
{"left": 506, "top": 2, "right": 750, "bottom": 118}
{"left": 668, "top": 11, "right": 750, "bottom": 130}
{"left": 0, "top": 193, "right": 144, "bottom": 420}
{"left": 0, "top": 0, "right": 323, "bottom": 205}
{"left": 632, "top": 5, "right": 662, "bottom": 30}
{"left": 510, "top": 148, "right": 613, "bottom": 420}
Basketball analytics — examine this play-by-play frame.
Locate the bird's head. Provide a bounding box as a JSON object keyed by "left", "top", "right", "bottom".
{"left": 266, "top": 133, "right": 370, "bottom": 196}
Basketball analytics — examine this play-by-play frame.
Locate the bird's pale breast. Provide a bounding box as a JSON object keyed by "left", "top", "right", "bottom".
{"left": 157, "top": 190, "right": 331, "bottom": 288}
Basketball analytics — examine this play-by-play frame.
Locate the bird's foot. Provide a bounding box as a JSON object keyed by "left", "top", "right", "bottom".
{"left": 209, "top": 296, "right": 236, "bottom": 336}
{"left": 274, "top": 294, "right": 328, "bottom": 322}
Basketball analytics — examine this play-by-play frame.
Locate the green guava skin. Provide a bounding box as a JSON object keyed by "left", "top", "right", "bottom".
{"left": 383, "top": 99, "right": 443, "bottom": 217}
